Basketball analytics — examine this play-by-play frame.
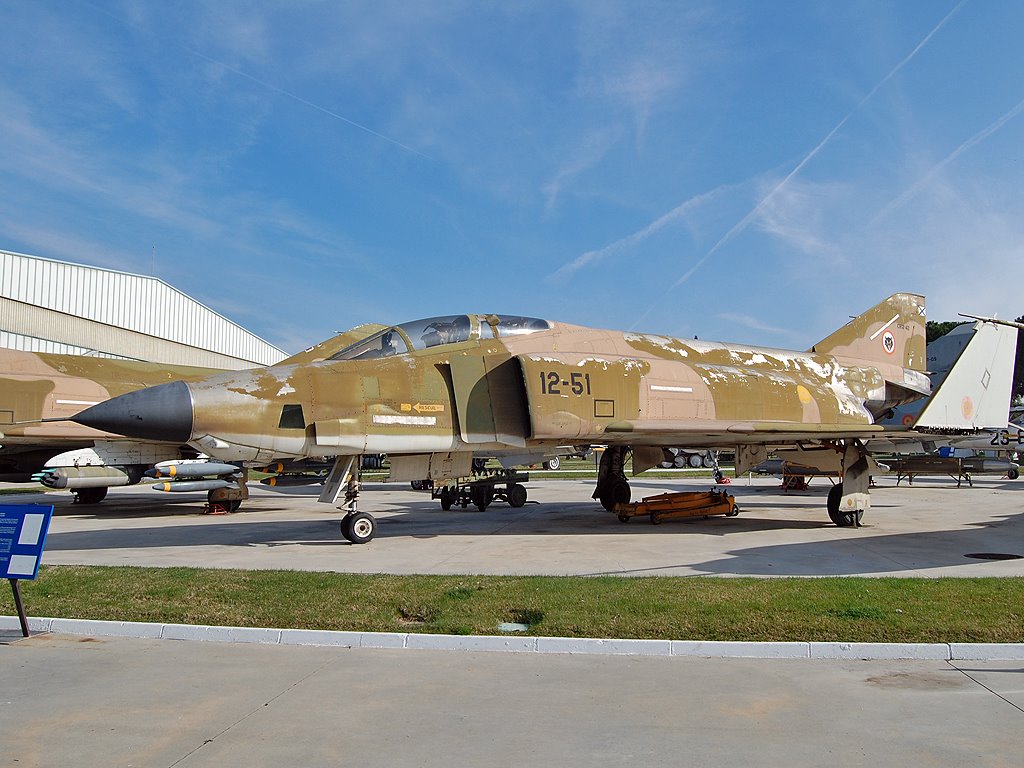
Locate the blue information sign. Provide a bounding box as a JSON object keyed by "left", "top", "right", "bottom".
{"left": 0, "top": 504, "right": 54, "bottom": 580}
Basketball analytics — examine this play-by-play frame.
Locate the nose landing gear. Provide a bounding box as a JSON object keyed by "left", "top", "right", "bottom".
{"left": 341, "top": 510, "right": 376, "bottom": 544}
{"left": 320, "top": 455, "right": 377, "bottom": 544}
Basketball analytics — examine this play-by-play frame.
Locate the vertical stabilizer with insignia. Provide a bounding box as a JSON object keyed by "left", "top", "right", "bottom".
{"left": 810, "top": 293, "right": 927, "bottom": 372}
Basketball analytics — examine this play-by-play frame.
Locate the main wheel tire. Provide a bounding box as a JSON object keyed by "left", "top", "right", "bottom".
{"left": 207, "top": 490, "right": 242, "bottom": 513}
{"left": 471, "top": 485, "right": 493, "bottom": 511}
{"left": 341, "top": 511, "right": 376, "bottom": 544}
{"left": 826, "top": 483, "right": 863, "bottom": 527}
{"left": 439, "top": 487, "right": 455, "bottom": 510}
{"left": 507, "top": 483, "right": 528, "bottom": 508}
{"left": 543, "top": 456, "right": 560, "bottom": 470}
{"left": 598, "top": 479, "right": 631, "bottom": 512}
{"left": 74, "top": 487, "right": 108, "bottom": 504}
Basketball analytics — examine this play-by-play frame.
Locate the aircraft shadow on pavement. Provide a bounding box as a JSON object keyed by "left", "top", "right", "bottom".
{"left": 683, "top": 512, "right": 1024, "bottom": 577}
{"left": 42, "top": 494, "right": 927, "bottom": 555}
{"left": 41, "top": 508, "right": 1024, "bottom": 578}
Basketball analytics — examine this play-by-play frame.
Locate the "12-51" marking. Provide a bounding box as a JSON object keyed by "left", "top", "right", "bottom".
{"left": 540, "top": 371, "right": 592, "bottom": 396}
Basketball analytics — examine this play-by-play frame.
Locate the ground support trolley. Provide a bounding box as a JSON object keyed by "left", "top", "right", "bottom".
{"left": 432, "top": 469, "right": 530, "bottom": 511}
{"left": 613, "top": 489, "right": 739, "bottom": 525}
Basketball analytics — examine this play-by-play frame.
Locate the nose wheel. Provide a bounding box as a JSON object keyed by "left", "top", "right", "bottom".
{"left": 321, "top": 456, "right": 378, "bottom": 544}
{"left": 341, "top": 511, "right": 376, "bottom": 544}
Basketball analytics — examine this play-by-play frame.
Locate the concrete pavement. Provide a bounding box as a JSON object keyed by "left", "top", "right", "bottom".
{"left": 3, "top": 473, "right": 1023, "bottom": 766}
{"left": 10, "top": 473, "right": 1023, "bottom": 577}
{"left": 2, "top": 632, "right": 1022, "bottom": 767}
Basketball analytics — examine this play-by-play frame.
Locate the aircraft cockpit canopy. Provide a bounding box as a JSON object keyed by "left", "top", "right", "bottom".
{"left": 329, "top": 314, "right": 551, "bottom": 361}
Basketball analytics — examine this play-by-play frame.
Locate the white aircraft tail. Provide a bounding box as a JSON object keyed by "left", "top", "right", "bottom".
{"left": 914, "top": 319, "right": 1018, "bottom": 431}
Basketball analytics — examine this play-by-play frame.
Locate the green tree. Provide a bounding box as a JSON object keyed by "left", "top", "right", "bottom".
{"left": 925, "top": 320, "right": 968, "bottom": 343}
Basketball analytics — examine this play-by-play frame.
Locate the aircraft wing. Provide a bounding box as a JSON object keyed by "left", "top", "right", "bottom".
{"left": 599, "top": 419, "right": 885, "bottom": 446}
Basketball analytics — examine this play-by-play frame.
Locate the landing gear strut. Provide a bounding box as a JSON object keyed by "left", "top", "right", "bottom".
{"left": 320, "top": 455, "right": 377, "bottom": 544}
{"left": 594, "top": 446, "right": 631, "bottom": 511}
{"left": 826, "top": 440, "right": 871, "bottom": 527}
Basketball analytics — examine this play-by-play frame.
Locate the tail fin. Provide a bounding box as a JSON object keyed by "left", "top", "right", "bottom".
{"left": 810, "top": 293, "right": 927, "bottom": 372}
{"left": 914, "top": 319, "right": 1018, "bottom": 431}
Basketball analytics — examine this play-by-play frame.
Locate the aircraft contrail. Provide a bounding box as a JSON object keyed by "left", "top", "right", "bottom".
{"left": 874, "top": 95, "right": 1024, "bottom": 221}
{"left": 548, "top": 183, "right": 734, "bottom": 282}
{"left": 82, "top": 0, "right": 431, "bottom": 160}
{"left": 629, "top": 0, "right": 969, "bottom": 330}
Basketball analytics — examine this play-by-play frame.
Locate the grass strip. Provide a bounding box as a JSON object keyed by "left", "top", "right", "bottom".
{"left": 2, "top": 566, "right": 1021, "bottom": 643}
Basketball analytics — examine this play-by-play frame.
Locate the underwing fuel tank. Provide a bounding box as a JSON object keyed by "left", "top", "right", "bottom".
{"left": 32, "top": 466, "right": 136, "bottom": 489}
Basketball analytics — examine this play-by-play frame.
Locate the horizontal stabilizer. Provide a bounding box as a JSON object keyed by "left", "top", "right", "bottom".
{"left": 914, "top": 320, "right": 1017, "bottom": 431}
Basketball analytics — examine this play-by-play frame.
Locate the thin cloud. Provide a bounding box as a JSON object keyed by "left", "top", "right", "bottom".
{"left": 630, "top": 0, "right": 969, "bottom": 329}
{"left": 716, "top": 312, "right": 798, "bottom": 338}
{"left": 81, "top": 0, "right": 432, "bottom": 160}
{"left": 542, "top": 129, "right": 618, "bottom": 213}
{"left": 547, "top": 182, "right": 734, "bottom": 282}
{"left": 873, "top": 96, "right": 1024, "bottom": 222}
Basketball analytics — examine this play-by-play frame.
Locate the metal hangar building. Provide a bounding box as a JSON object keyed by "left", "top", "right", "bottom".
{"left": 0, "top": 249, "right": 286, "bottom": 369}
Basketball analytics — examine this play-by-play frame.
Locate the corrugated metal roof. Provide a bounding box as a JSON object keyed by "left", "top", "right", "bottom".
{"left": 0, "top": 330, "right": 122, "bottom": 358}
{"left": 0, "top": 249, "right": 286, "bottom": 367}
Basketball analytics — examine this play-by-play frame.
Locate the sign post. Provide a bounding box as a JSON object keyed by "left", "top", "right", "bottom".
{"left": 0, "top": 504, "right": 54, "bottom": 638}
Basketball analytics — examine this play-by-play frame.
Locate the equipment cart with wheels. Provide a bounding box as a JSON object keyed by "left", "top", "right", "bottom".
{"left": 433, "top": 469, "right": 530, "bottom": 511}
{"left": 613, "top": 489, "right": 739, "bottom": 525}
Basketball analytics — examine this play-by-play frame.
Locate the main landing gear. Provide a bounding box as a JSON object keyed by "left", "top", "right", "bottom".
{"left": 826, "top": 482, "right": 863, "bottom": 527}
{"left": 73, "top": 487, "right": 108, "bottom": 505}
{"left": 206, "top": 471, "right": 249, "bottom": 514}
{"left": 594, "top": 446, "right": 631, "bottom": 511}
{"left": 594, "top": 442, "right": 871, "bottom": 528}
{"left": 825, "top": 440, "right": 871, "bottom": 527}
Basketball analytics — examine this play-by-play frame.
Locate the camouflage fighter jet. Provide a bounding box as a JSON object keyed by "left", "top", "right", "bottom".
{"left": 71, "top": 294, "right": 1017, "bottom": 542}
{"left": 0, "top": 349, "right": 222, "bottom": 503}
{"left": 0, "top": 324, "right": 384, "bottom": 504}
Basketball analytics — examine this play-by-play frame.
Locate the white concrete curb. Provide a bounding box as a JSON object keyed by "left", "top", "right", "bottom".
{"left": 3, "top": 616, "right": 1023, "bottom": 660}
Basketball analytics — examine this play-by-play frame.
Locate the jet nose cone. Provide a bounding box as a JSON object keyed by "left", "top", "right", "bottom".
{"left": 73, "top": 380, "right": 194, "bottom": 443}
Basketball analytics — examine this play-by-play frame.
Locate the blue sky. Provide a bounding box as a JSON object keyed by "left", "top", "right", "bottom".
{"left": 1, "top": 1, "right": 1021, "bottom": 353}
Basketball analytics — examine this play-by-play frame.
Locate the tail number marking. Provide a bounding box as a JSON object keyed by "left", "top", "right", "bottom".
{"left": 990, "top": 430, "right": 1024, "bottom": 447}
{"left": 540, "top": 371, "right": 592, "bottom": 396}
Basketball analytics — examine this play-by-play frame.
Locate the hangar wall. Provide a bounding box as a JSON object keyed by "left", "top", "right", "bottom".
{"left": 0, "top": 249, "right": 286, "bottom": 369}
